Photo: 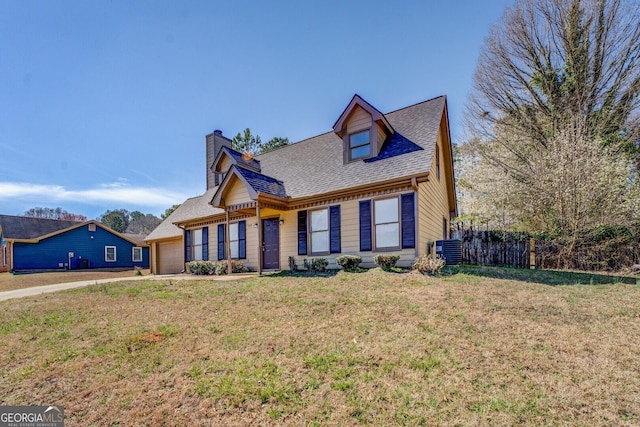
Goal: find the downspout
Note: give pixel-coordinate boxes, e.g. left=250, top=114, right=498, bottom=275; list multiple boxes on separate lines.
left=256, top=204, right=262, bottom=275
left=9, top=240, right=14, bottom=272
left=177, top=224, right=187, bottom=274
left=412, top=177, right=420, bottom=259
left=226, top=210, right=232, bottom=275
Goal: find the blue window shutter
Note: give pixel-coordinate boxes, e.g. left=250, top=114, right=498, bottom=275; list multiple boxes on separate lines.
left=401, top=193, right=416, bottom=248
left=238, top=220, right=246, bottom=259
left=298, top=210, right=308, bottom=255
left=359, top=200, right=372, bottom=251
left=202, top=227, right=209, bottom=261
left=329, top=205, right=341, bottom=254
left=185, top=230, right=191, bottom=262
left=217, top=224, right=225, bottom=260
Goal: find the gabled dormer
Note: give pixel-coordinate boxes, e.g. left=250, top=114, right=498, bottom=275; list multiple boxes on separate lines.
left=333, top=94, right=395, bottom=163
left=210, top=146, right=262, bottom=187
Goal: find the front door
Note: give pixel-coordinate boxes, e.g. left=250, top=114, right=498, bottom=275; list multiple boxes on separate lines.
left=262, top=218, right=280, bottom=270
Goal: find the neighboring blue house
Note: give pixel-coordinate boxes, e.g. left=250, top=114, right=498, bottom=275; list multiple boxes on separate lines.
left=1, top=217, right=149, bottom=271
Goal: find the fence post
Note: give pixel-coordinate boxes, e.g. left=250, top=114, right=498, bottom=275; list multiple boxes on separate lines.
left=529, top=238, right=536, bottom=269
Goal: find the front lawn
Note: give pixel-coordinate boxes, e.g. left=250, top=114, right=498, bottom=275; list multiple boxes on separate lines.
left=1, top=268, right=638, bottom=425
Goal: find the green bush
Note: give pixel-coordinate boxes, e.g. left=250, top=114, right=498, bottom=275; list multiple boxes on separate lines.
left=187, top=261, right=215, bottom=275
left=412, top=255, right=446, bottom=275
left=335, top=255, right=362, bottom=271
left=308, top=258, right=329, bottom=272
left=187, top=260, right=246, bottom=275
left=373, top=254, right=400, bottom=270
left=214, top=260, right=246, bottom=275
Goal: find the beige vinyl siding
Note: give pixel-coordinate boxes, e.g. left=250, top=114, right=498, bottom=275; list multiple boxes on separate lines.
left=376, top=124, right=387, bottom=154
left=417, top=120, right=453, bottom=256
left=207, top=218, right=259, bottom=270
left=217, top=155, right=233, bottom=174
left=346, top=105, right=371, bottom=133
left=281, top=192, right=416, bottom=270
left=224, top=178, right=252, bottom=206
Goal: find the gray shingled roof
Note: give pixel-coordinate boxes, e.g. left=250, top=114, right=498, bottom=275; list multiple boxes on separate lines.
left=220, top=146, right=262, bottom=170
left=0, top=215, right=82, bottom=240
left=144, top=188, right=224, bottom=241
left=235, top=166, right=287, bottom=198
left=256, top=96, right=445, bottom=199
left=146, top=96, right=447, bottom=241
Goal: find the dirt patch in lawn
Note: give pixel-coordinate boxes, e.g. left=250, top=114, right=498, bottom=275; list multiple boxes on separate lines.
left=0, top=269, right=151, bottom=292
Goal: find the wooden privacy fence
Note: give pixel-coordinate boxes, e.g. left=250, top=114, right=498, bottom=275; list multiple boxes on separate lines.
left=451, top=229, right=534, bottom=269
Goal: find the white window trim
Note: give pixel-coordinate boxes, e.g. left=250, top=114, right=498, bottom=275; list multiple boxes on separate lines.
left=132, top=247, right=142, bottom=262
left=309, top=208, right=330, bottom=255
left=105, top=246, right=117, bottom=262
left=373, top=197, right=401, bottom=251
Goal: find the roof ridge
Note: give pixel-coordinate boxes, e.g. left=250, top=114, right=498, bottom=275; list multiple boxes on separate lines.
left=384, top=95, right=446, bottom=116
left=0, top=214, right=82, bottom=222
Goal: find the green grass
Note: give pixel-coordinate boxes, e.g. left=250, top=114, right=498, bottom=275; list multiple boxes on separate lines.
left=0, top=267, right=639, bottom=425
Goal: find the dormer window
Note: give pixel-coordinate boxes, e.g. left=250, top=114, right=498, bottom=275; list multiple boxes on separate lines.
left=333, top=95, right=395, bottom=165
left=349, top=130, right=371, bottom=160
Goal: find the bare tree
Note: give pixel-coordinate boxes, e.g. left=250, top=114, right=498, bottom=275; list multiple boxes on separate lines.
left=461, top=0, right=640, bottom=234
left=24, top=207, right=87, bottom=221
left=468, top=0, right=640, bottom=162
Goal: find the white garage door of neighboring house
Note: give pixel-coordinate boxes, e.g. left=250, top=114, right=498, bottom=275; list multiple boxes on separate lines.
left=157, top=241, right=183, bottom=274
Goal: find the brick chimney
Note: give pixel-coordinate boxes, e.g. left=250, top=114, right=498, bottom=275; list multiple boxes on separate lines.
left=206, top=130, right=232, bottom=190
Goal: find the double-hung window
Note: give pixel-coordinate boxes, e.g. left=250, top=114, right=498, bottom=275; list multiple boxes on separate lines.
left=374, top=198, right=400, bottom=250
left=132, top=247, right=143, bottom=262
left=229, top=223, right=240, bottom=259
left=349, top=130, right=370, bottom=160
left=192, top=229, right=203, bottom=260
left=105, top=246, right=117, bottom=262
left=310, top=209, right=329, bottom=254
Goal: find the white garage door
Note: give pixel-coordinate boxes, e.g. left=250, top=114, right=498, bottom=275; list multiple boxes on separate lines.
left=157, top=241, right=183, bottom=274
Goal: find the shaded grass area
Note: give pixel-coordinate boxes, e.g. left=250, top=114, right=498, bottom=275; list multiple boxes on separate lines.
left=447, top=264, right=638, bottom=286
left=1, top=268, right=639, bottom=425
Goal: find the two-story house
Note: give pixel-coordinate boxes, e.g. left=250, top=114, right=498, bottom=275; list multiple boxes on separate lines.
left=145, top=94, right=457, bottom=274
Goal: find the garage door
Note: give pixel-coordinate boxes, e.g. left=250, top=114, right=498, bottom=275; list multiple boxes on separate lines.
left=157, top=241, right=183, bottom=274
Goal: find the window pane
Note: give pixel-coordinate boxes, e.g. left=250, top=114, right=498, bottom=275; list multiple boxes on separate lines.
left=310, top=209, right=328, bottom=232
left=194, top=245, right=203, bottom=261
left=351, top=144, right=370, bottom=159
left=229, top=223, right=238, bottom=240
left=350, top=130, right=370, bottom=147
left=375, top=198, right=398, bottom=224
left=376, top=223, right=399, bottom=248
left=230, top=241, right=239, bottom=259
left=193, top=229, right=202, bottom=245
left=311, top=231, right=329, bottom=253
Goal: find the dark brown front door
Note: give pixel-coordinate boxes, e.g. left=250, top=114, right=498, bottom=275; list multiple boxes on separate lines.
left=262, top=218, right=280, bottom=270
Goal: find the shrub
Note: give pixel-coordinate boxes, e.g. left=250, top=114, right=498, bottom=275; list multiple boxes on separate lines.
left=335, top=255, right=362, bottom=271
left=187, top=260, right=246, bottom=275
left=373, top=254, right=400, bottom=270
left=412, top=255, right=446, bottom=275
left=309, top=258, right=329, bottom=272
left=187, top=261, right=215, bottom=275
left=213, top=260, right=246, bottom=275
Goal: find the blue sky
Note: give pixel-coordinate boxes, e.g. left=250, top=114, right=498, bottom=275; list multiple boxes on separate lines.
left=0, top=0, right=512, bottom=220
